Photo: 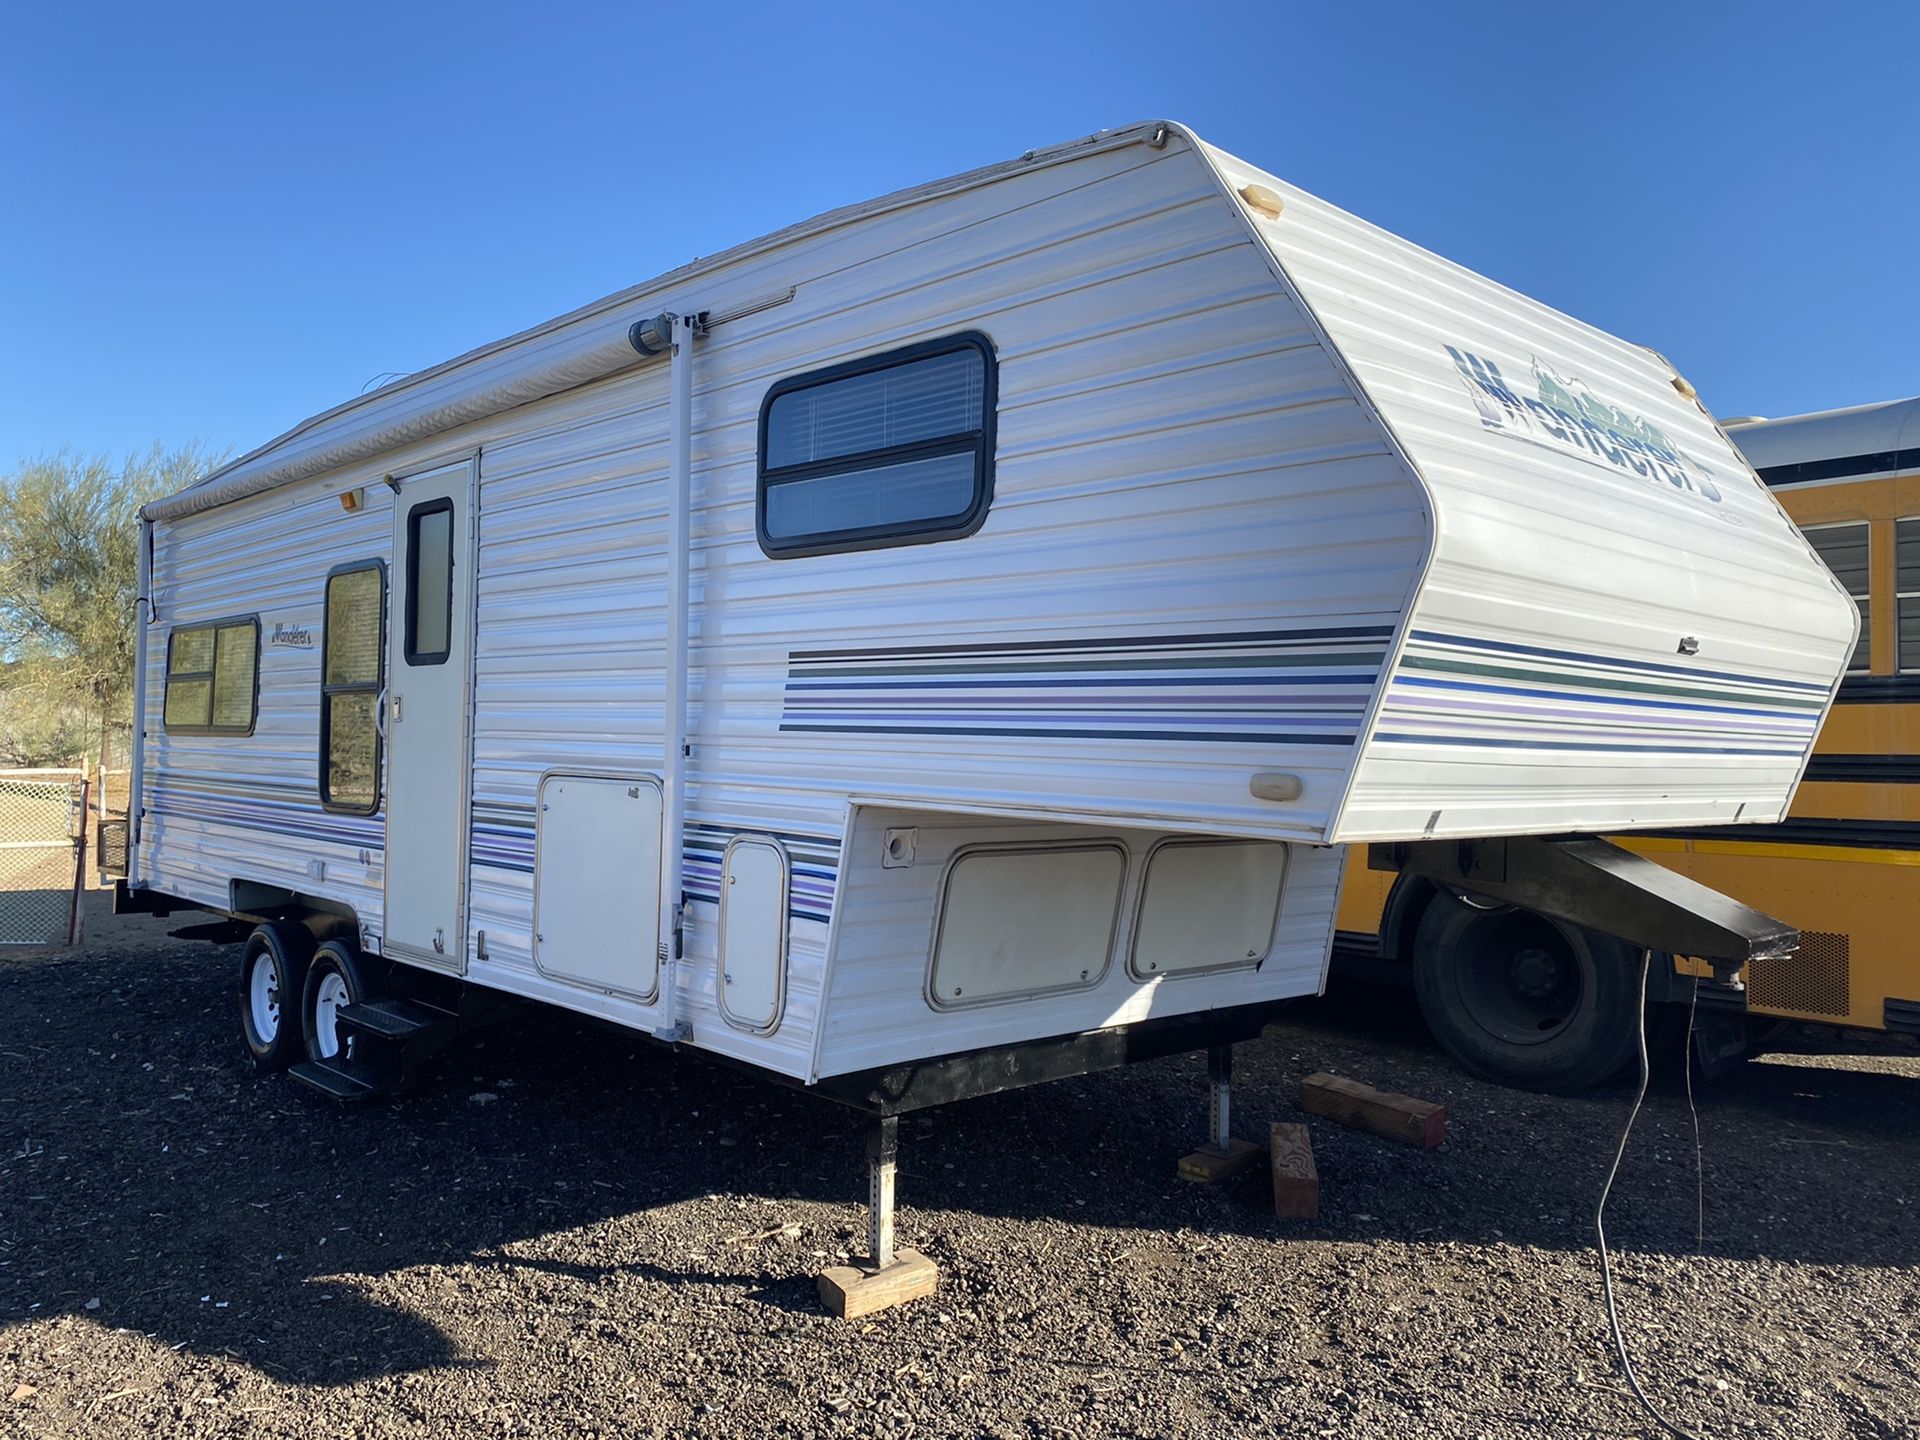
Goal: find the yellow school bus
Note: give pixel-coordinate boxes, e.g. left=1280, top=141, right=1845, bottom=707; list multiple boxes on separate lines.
left=1336, top=397, right=1920, bottom=1088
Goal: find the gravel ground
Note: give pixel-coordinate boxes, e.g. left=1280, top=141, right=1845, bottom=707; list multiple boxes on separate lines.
left=2, top=896, right=1917, bottom=1438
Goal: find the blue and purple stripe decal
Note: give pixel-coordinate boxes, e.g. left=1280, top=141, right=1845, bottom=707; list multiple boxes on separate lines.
left=473, top=801, right=839, bottom=924
left=778, top=625, right=1393, bottom=745
left=147, top=778, right=384, bottom=849
left=1372, top=630, right=1829, bottom=757
left=150, top=781, right=838, bottom=924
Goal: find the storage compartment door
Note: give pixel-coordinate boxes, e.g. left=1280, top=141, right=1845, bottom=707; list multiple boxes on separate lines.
left=1130, top=839, right=1288, bottom=977
left=534, top=774, right=662, bottom=1000
left=929, top=843, right=1126, bottom=1008
left=718, top=837, right=789, bottom=1033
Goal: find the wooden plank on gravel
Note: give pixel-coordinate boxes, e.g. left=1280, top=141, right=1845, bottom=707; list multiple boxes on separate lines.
left=1177, top=1136, right=1264, bottom=1184
left=818, top=1249, right=938, bottom=1319
left=1299, top=1072, right=1445, bottom=1149
left=1269, top=1122, right=1319, bottom=1219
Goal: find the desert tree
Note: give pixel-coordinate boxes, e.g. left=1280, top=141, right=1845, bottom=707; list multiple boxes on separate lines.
left=0, top=443, right=224, bottom=766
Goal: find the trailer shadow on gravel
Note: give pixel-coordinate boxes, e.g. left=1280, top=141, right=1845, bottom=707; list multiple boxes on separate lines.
left=3, top=910, right=1917, bottom=1388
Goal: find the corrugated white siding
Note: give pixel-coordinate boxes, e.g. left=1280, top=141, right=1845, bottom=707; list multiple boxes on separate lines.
left=140, top=131, right=1427, bottom=1080
left=141, top=483, right=393, bottom=923
left=462, top=134, right=1426, bottom=1076
left=1194, top=140, right=1856, bottom=841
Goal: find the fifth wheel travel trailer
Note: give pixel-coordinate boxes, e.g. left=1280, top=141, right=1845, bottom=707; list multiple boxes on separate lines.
left=114, top=120, right=1856, bottom=1315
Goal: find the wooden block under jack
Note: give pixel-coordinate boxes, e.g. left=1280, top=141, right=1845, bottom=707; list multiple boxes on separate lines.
left=1299, top=1071, right=1446, bottom=1149
left=1269, top=1121, right=1319, bottom=1219
left=1177, top=1135, right=1264, bottom=1183
left=818, top=1249, right=939, bottom=1319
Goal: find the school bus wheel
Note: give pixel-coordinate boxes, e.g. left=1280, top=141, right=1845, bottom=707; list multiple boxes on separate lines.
left=1410, top=888, right=1641, bottom=1092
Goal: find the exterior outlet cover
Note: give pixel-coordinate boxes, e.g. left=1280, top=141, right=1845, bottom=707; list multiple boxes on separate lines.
left=882, top=828, right=918, bottom=868
left=306, top=858, right=327, bottom=883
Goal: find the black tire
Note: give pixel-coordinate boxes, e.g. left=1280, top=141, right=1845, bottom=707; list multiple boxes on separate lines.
left=301, top=940, right=372, bottom=1065
left=238, top=923, right=314, bottom=1075
left=1410, top=888, right=1642, bottom=1092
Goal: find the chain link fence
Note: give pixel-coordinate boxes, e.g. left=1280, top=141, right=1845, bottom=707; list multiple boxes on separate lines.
left=0, top=769, right=87, bottom=947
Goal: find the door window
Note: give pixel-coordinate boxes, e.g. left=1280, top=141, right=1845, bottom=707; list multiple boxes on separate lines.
left=405, top=497, right=455, bottom=665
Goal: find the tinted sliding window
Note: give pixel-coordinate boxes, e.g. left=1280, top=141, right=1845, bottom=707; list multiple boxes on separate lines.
left=757, top=331, right=996, bottom=557
left=321, top=562, right=385, bottom=814
left=162, top=618, right=259, bottom=734
left=405, top=497, right=454, bottom=665
left=1804, top=522, right=1871, bottom=672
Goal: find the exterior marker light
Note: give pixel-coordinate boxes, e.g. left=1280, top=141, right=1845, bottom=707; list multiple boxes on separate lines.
left=1238, top=184, right=1285, bottom=220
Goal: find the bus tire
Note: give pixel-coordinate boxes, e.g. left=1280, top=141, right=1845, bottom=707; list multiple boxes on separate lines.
left=239, top=922, right=314, bottom=1075
left=1411, top=889, right=1641, bottom=1092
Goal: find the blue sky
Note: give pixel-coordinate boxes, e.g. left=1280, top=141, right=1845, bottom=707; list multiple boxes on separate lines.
left=2, top=2, right=1915, bottom=468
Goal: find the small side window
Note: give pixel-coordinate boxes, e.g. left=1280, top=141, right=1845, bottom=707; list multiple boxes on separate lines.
left=162, top=618, right=259, bottom=734
left=756, top=331, right=996, bottom=558
left=1804, top=522, right=1871, bottom=673
left=321, top=562, right=385, bottom=814
left=404, top=497, right=454, bottom=665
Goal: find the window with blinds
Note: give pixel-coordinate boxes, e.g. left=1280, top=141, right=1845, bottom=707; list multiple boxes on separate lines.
left=162, top=618, right=259, bottom=734
left=757, top=332, right=996, bottom=557
left=321, top=561, right=385, bottom=814
left=1804, top=522, right=1871, bottom=673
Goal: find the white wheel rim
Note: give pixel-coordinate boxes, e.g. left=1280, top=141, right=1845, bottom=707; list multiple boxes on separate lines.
left=248, top=953, right=280, bottom=1045
left=314, top=972, right=351, bottom=1059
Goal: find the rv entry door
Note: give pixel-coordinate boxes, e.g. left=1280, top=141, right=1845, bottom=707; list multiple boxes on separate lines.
left=383, top=459, right=475, bottom=971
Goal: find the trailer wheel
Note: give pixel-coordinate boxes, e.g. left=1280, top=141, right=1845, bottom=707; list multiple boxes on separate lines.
left=239, top=923, right=314, bottom=1075
left=1410, top=889, right=1640, bottom=1092
left=301, top=940, right=371, bottom=1064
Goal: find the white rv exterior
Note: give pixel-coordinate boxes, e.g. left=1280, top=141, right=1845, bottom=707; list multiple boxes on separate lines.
left=129, top=121, right=1856, bottom=1094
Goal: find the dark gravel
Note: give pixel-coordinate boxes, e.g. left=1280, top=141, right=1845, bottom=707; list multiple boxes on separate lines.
left=2, top=895, right=1917, bottom=1438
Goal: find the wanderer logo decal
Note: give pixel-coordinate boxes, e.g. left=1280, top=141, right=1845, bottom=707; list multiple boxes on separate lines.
left=1445, top=344, right=1731, bottom=513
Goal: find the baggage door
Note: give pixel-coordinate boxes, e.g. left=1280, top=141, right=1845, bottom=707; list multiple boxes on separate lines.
left=383, top=459, right=475, bottom=970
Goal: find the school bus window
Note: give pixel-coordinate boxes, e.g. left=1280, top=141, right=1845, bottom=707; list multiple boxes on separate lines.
left=1897, top=517, right=1920, bottom=672
left=1804, top=521, right=1871, bottom=672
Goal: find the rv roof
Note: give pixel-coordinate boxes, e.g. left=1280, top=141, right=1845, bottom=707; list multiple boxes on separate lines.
left=144, top=121, right=1175, bottom=524
left=1727, top=394, right=1920, bottom=482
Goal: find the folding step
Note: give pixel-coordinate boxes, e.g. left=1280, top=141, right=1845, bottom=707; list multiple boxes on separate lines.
left=288, top=1059, right=383, bottom=1103
left=1693, top=977, right=1749, bottom=1013
left=335, top=997, right=455, bottom=1041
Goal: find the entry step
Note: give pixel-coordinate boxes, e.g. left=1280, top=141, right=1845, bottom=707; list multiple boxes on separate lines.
left=288, top=1059, right=382, bottom=1103
left=336, top=997, right=455, bottom=1040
